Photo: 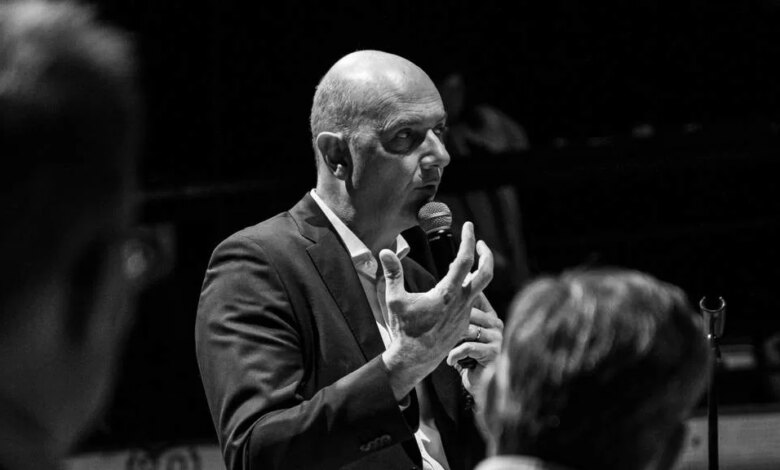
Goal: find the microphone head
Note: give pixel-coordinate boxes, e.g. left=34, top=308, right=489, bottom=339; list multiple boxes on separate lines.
left=417, top=201, right=452, bottom=234
left=699, top=296, right=727, bottom=339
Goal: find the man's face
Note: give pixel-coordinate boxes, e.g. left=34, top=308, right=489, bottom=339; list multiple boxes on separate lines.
left=347, top=74, right=451, bottom=232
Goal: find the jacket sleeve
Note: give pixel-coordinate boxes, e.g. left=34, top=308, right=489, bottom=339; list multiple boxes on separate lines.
left=195, top=234, right=416, bottom=470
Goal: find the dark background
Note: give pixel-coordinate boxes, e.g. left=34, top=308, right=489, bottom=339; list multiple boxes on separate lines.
left=80, top=0, right=780, bottom=452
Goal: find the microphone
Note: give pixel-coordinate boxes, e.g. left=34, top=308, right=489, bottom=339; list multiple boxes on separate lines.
left=699, top=296, right=726, bottom=342
left=417, top=201, right=477, bottom=369
left=417, top=201, right=455, bottom=280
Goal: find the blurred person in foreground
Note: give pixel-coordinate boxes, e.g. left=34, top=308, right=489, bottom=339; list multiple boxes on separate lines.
left=196, top=50, right=503, bottom=470
left=0, top=1, right=142, bottom=469
left=476, top=269, right=711, bottom=470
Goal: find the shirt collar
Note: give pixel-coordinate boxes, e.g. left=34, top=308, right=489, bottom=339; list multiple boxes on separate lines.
left=310, top=190, right=409, bottom=278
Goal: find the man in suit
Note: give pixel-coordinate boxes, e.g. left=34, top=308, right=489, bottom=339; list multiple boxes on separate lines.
left=196, top=50, right=504, bottom=470
left=475, top=269, right=711, bottom=470
left=0, top=1, right=142, bottom=469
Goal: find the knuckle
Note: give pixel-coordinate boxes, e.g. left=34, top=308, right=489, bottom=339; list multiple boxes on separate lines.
left=386, top=297, right=405, bottom=313
left=438, top=285, right=455, bottom=305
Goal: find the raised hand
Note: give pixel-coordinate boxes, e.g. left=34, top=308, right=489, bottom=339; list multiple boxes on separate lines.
left=379, top=222, right=494, bottom=400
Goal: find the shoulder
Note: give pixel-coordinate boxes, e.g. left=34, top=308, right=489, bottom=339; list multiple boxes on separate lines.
left=233, top=211, right=297, bottom=244
left=214, top=211, right=306, bottom=259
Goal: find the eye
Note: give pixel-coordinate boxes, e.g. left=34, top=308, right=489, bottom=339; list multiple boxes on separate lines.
left=395, top=129, right=412, bottom=140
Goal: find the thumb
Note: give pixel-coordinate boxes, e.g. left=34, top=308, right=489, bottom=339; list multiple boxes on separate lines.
left=379, top=249, right=405, bottom=298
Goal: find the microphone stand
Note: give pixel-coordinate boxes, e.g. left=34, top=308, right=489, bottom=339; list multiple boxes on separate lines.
left=699, top=296, right=726, bottom=470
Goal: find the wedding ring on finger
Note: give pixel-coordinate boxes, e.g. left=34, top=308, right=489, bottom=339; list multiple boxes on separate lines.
left=475, top=326, right=482, bottom=341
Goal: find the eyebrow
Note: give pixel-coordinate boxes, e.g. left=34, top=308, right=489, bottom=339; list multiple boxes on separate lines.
left=381, top=111, right=448, bottom=132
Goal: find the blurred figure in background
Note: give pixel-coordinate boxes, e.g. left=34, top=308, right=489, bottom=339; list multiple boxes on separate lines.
left=438, top=72, right=529, bottom=158
left=435, top=73, right=531, bottom=316
left=476, top=269, right=711, bottom=470
left=0, top=1, right=142, bottom=469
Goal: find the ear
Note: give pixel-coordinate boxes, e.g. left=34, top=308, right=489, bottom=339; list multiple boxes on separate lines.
left=316, top=132, right=351, bottom=180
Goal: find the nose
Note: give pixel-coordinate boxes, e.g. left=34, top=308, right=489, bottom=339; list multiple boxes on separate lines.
left=419, top=129, right=450, bottom=170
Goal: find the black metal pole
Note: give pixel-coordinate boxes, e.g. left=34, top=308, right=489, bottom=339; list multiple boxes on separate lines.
left=700, top=296, right=726, bottom=470
left=708, top=339, right=720, bottom=470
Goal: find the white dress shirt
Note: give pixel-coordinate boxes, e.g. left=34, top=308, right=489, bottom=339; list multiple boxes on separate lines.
left=311, top=190, right=451, bottom=470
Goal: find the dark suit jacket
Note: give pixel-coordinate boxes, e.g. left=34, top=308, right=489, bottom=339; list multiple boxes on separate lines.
left=195, top=193, right=484, bottom=470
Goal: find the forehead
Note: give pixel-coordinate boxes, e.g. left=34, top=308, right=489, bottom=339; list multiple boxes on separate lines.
left=362, top=71, right=446, bottom=129
left=381, top=95, right=446, bottom=130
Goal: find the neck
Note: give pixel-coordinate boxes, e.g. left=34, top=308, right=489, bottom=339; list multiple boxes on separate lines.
left=314, top=186, right=401, bottom=256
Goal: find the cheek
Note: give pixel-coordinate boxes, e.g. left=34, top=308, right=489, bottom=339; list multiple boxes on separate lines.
left=350, top=139, right=420, bottom=194
left=380, top=162, right=416, bottom=193
left=349, top=142, right=379, bottom=187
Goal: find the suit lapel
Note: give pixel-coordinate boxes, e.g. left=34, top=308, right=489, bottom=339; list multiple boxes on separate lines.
left=291, top=194, right=386, bottom=362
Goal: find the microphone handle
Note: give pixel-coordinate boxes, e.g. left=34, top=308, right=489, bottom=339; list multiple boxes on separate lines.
left=426, top=229, right=477, bottom=370
left=427, top=229, right=455, bottom=280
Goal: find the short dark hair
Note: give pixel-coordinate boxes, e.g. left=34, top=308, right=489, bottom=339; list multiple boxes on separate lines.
left=0, top=0, right=139, bottom=307
left=483, top=269, right=711, bottom=470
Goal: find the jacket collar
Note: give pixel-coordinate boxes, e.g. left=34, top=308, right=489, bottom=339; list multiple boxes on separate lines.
left=290, top=193, right=386, bottom=362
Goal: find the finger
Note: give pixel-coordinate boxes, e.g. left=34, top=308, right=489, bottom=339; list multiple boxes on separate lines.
left=459, top=323, right=477, bottom=342
left=460, top=322, right=502, bottom=344
left=473, top=292, right=496, bottom=315
left=453, top=361, right=464, bottom=375
left=379, top=249, right=405, bottom=300
left=462, top=271, right=474, bottom=288
left=459, top=323, right=501, bottom=344
left=440, top=222, right=476, bottom=289
left=469, top=308, right=504, bottom=330
left=447, top=342, right=495, bottom=366
left=460, top=324, right=481, bottom=342
left=465, top=240, right=494, bottom=296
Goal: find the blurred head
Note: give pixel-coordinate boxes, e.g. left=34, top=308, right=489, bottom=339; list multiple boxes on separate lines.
left=480, top=269, right=711, bottom=470
left=0, top=0, right=140, bottom=456
left=310, top=50, right=450, bottom=236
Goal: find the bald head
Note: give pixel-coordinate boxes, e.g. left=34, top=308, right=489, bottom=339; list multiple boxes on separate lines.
left=324, top=50, right=430, bottom=94
left=309, top=50, right=440, bottom=155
